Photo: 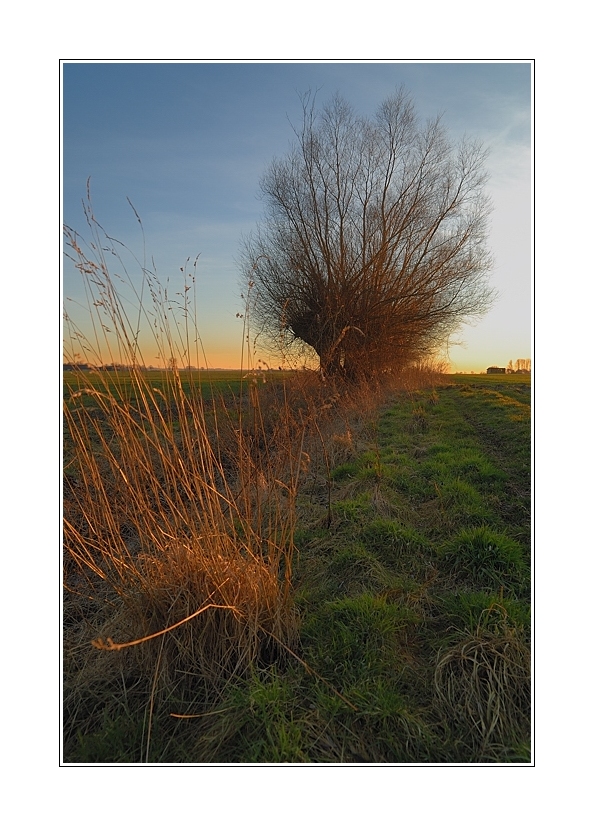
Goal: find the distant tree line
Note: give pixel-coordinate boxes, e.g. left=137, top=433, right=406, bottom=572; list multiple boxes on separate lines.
left=63, top=361, right=211, bottom=371
left=63, top=362, right=92, bottom=371
left=507, top=359, right=531, bottom=373
left=63, top=362, right=126, bottom=371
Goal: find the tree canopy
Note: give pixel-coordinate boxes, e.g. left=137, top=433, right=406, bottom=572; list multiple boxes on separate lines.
left=242, top=89, right=494, bottom=381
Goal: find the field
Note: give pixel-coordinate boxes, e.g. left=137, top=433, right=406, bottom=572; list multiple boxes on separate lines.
left=63, top=370, right=531, bottom=763
left=63, top=369, right=288, bottom=402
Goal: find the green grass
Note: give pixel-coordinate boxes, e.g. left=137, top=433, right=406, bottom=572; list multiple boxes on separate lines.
left=63, top=368, right=294, bottom=405
left=438, top=526, right=529, bottom=595
left=286, top=376, right=531, bottom=762
left=439, top=590, right=531, bottom=637
left=65, top=373, right=531, bottom=764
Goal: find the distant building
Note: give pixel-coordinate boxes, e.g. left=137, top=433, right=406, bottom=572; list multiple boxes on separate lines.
left=486, top=366, right=506, bottom=374
left=63, top=362, right=90, bottom=371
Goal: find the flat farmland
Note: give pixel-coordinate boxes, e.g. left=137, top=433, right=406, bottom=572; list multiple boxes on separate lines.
left=63, top=369, right=285, bottom=403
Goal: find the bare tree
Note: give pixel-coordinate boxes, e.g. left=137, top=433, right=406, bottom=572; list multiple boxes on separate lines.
left=242, top=90, right=494, bottom=381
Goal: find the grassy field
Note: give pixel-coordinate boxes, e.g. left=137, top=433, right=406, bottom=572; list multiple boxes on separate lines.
left=63, top=369, right=295, bottom=404
left=63, top=372, right=531, bottom=763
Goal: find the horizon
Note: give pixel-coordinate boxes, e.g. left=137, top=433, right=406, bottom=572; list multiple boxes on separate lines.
left=62, top=360, right=530, bottom=375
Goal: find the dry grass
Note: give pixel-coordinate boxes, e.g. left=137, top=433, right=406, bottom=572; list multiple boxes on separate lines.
left=64, top=368, right=303, bottom=665
left=434, top=605, right=531, bottom=759
left=63, top=210, right=307, bottom=759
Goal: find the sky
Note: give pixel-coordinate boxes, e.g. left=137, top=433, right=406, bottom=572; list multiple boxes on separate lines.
left=62, top=61, right=532, bottom=372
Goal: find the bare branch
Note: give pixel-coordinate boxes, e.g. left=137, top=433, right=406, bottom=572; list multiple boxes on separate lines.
left=241, top=90, right=494, bottom=381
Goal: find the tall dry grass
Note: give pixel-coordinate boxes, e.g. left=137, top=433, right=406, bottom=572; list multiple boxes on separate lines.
left=63, top=206, right=303, bottom=725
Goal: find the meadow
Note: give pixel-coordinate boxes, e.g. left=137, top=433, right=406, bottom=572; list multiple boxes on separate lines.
left=63, top=369, right=274, bottom=402
left=63, top=368, right=531, bottom=763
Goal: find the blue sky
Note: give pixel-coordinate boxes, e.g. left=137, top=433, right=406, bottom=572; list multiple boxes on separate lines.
left=63, top=61, right=532, bottom=371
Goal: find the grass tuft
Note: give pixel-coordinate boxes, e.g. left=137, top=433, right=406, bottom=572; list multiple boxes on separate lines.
left=438, top=526, right=528, bottom=594
left=434, top=622, right=531, bottom=759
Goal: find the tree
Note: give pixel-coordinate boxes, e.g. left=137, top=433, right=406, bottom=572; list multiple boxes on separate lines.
left=242, top=90, right=494, bottom=381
